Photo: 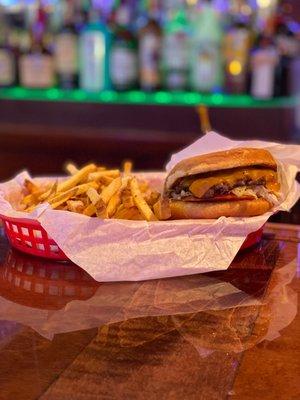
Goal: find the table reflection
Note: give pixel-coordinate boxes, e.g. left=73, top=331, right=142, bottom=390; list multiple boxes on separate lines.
left=0, top=242, right=297, bottom=355
left=0, top=250, right=99, bottom=310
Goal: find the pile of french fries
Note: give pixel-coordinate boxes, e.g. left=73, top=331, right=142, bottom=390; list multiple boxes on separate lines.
left=21, top=162, right=171, bottom=221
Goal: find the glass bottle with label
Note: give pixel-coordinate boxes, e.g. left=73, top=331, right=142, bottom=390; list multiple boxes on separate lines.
left=162, top=9, right=189, bottom=91
left=138, top=1, right=162, bottom=91
left=55, top=0, right=79, bottom=89
left=274, top=21, right=299, bottom=97
left=19, top=2, right=55, bottom=89
left=110, top=2, right=138, bottom=91
left=224, top=17, right=251, bottom=94
left=190, top=0, right=223, bottom=93
left=250, top=35, right=278, bottom=100
left=0, top=19, right=16, bottom=88
left=79, top=3, right=111, bottom=92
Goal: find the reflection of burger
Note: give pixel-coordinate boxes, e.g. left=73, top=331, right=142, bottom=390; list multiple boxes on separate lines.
left=165, top=148, right=281, bottom=219
left=172, top=305, right=271, bottom=353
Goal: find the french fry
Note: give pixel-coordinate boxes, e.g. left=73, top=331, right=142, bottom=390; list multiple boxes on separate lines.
left=107, top=190, right=121, bottom=217
left=22, top=192, right=42, bottom=207
left=56, top=205, right=67, bottom=211
left=127, top=208, right=144, bottom=220
left=48, top=182, right=97, bottom=206
left=76, top=181, right=98, bottom=195
left=23, top=182, right=56, bottom=208
left=24, top=204, right=37, bottom=213
left=49, top=187, right=78, bottom=207
left=86, top=187, right=101, bottom=205
left=113, top=205, right=128, bottom=219
left=83, top=203, right=97, bottom=217
left=24, top=179, right=39, bottom=194
left=42, top=181, right=58, bottom=202
left=78, top=196, right=91, bottom=207
left=138, top=180, right=149, bottom=194
left=58, top=164, right=97, bottom=193
left=123, top=195, right=135, bottom=209
left=65, top=162, right=79, bottom=175
left=153, top=198, right=171, bottom=220
left=38, top=164, right=96, bottom=201
left=123, top=160, right=132, bottom=176
left=67, top=200, right=84, bottom=213
left=114, top=206, right=143, bottom=220
left=21, top=161, right=165, bottom=221
left=130, top=178, right=157, bottom=221
left=98, top=176, right=115, bottom=186
left=88, top=170, right=120, bottom=182
left=144, top=190, right=160, bottom=206
left=100, top=177, right=122, bottom=205
left=96, top=199, right=108, bottom=218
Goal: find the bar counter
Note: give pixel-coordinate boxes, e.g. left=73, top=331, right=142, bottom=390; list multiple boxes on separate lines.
left=0, top=222, right=299, bottom=400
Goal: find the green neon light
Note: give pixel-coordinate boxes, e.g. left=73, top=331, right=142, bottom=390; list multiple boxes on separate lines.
left=183, top=92, right=201, bottom=104
left=155, top=91, right=173, bottom=104
left=73, top=90, right=87, bottom=101
left=211, top=93, right=224, bottom=105
left=127, top=91, right=147, bottom=103
left=47, top=88, right=61, bottom=100
left=0, top=87, right=298, bottom=109
left=99, top=91, right=118, bottom=102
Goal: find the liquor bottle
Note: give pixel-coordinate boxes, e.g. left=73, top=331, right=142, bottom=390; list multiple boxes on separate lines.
left=223, top=17, right=252, bottom=94
left=190, top=0, right=223, bottom=93
left=250, top=35, right=278, bottom=100
left=19, top=1, right=55, bottom=89
left=0, top=18, right=16, bottom=87
left=274, top=20, right=299, bottom=97
left=161, top=9, right=190, bottom=91
left=79, top=3, right=111, bottom=92
left=138, top=0, right=162, bottom=91
left=54, top=0, right=79, bottom=89
left=110, top=2, right=138, bottom=91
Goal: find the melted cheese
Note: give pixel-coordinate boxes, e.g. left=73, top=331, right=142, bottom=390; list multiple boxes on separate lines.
left=189, top=168, right=278, bottom=198
left=266, top=181, right=280, bottom=192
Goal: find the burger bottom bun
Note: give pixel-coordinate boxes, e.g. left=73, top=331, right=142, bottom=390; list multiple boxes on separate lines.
left=170, top=198, right=272, bottom=219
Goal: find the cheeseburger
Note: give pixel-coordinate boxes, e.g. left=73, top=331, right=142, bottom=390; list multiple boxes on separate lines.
left=165, top=148, right=280, bottom=219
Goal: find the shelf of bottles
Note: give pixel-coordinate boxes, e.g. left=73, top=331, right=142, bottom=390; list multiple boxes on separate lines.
left=0, top=0, right=299, bottom=108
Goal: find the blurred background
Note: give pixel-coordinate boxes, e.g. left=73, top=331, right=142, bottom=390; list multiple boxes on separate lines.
left=0, top=1, right=299, bottom=185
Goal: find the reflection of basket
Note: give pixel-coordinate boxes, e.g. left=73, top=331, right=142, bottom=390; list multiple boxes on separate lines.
left=0, top=249, right=99, bottom=310
left=240, top=227, right=264, bottom=250
left=0, top=214, right=264, bottom=262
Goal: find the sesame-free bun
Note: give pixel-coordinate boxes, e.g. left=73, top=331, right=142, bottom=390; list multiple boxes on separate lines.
left=170, top=198, right=272, bottom=219
left=165, top=148, right=277, bottom=190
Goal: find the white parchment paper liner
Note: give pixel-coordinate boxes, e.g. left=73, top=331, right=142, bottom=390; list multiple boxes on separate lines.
left=0, top=132, right=299, bottom=281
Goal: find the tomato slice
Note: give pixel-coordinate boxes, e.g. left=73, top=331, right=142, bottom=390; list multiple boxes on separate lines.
left=207, top=194, right=255, bottom=202
left=182, top=194, right=255, bottom=202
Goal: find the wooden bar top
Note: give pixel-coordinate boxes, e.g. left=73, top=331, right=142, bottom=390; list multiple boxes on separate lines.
left=0, top=223, right=298, bottom=400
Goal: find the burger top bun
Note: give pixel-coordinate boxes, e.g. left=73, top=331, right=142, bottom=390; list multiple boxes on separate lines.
left=165, top=148, right=277, bottom=191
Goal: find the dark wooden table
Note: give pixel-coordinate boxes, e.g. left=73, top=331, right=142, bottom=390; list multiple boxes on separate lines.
left=0, top=222, right=299, bottom=400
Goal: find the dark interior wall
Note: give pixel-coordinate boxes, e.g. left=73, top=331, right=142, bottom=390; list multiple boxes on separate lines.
left=0, top=100, right=297, bottom=180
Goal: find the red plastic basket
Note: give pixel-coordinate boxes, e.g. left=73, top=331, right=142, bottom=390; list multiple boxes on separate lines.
left=0, top=215, right=68, bottom=261
left=0, top=215, right=264, bottom=261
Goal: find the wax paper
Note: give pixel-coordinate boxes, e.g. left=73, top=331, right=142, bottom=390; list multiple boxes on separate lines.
left=0, top=132, right=299, bottom=281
